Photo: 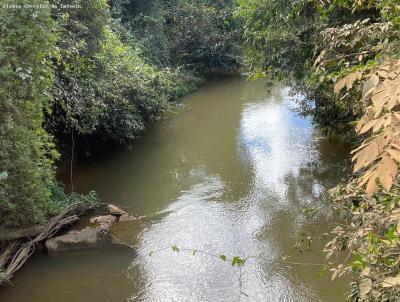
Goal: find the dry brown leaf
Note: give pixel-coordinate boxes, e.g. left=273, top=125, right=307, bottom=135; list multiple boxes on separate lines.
left=384, top=126, right=400, bottom=140
left=334, top=71, right=363, bottom=94
left=388, top=148, right=400, bottom=162
left=383, top=115, right=392, bottom=128
left=382, top=275, right=400, bottom=288
left=388, top=71, right=399, bottom=80
left=372, top=117, right=385, bottom=132
left=362, top=86, right=376, bottom=101
left=365, top=170, right=379, bottom=196
left=353, top=141, right=379, bottom=172
left=389, top=208, right=400, bottom=221
left=359, top=167, right=376, bottom=187
left=314, top=50, right=326, bottom=67
left=394, top=113, right=400, bottom=120
left=351, top=61, right=400, bottom=196
left=377, top=69, right=388, bottom=78
left=334, top=78, right=346, bottom=95
left=356, top=107, right=374, bottom=133
left=359, top=278, right=372, bottom=298
left=369, top=74, right=380, bottom=87
left=376, top=156, right=398, bottom=191
left=390, top=141, right=400, bottom=150
left=387, top=95, right=398, bottom=110
left=359, top=119, right=378, bottom=134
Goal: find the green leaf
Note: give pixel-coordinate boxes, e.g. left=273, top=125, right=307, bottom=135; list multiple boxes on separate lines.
left=231, top=256, right=245, bottom=267
left=171, top=245, right=179, bottom=253
left=385, top=225, right=397, bottom=243
left=219, top=254, right=227, bottom=261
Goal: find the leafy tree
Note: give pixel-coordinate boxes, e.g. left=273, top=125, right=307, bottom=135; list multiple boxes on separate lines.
left=236, top=0, right=318, bottom=80
left=166, top=0, right=242, bottom=71
left=0, top=0, right=59, bottom=227
left=112, top=0, right=242, bottom=71
left=48, top=0, right=200, bottom=143
left=49, top=0, right=110, bottom=136
left=110, top=0, right=171, bottom=65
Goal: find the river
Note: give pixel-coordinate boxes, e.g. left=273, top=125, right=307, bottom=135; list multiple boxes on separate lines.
left=0, top=77, right=350, bottom=301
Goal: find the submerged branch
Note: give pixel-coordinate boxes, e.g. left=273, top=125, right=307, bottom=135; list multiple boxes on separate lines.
left=0, top=202, right=95, bottom=285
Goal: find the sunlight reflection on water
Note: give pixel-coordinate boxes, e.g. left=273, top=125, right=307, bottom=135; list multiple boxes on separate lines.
left=0, top=78, right=349, bottom=302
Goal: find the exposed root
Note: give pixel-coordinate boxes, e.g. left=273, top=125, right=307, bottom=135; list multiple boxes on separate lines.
left=0, top=202, right=94, bottom=285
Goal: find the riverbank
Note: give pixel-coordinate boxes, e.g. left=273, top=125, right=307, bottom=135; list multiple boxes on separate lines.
left=0, top=0, right=241, bottom=232
left=0, top=201, right=149, bottom=285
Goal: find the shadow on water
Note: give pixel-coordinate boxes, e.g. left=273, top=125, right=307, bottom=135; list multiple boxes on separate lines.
left=1, top=77, right=351, bottom=302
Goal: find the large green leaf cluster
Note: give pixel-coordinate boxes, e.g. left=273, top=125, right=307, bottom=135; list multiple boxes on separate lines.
left=48, top=0, right=202, bottom=142
left=0, top=0, right=60, bottom=226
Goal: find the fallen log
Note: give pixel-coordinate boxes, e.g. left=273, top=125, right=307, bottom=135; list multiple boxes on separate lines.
left=0, top=202, right=95, bottom=284
left=0, top=203, right=94, bottom=242
left=0, top=241, right=19, bottom=268
left=0, top=226, right=45, bottom=242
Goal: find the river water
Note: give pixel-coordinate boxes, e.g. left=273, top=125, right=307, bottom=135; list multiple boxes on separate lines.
left=0, top=77, right=350, bottom=301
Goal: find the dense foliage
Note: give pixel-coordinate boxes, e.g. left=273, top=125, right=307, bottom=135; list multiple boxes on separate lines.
left=49, top=0, right=202, bottom=141
left=236, top=0, right=382, bottom=133
left=236, top=0, right=400, bottom=300
left=111, top=0, right=242, bottom=71
left=0, top=0, right=240, bottom=228
left=236, top=0, right=318, bottom=80
left=0, top=1, right=60, bottom=227
left=48, top=0, right=242, bottom=141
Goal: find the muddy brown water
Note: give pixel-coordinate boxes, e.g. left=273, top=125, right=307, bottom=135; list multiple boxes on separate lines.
left=0, top=77, right=350, bottom=301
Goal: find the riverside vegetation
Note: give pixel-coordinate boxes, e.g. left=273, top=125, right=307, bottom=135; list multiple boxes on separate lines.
left=1, top=0, right=400, bottom=301
left=0, top=0, right=240, bottom=228
left=0, top=0, right=240, bottom=283
left=236, top=0, right=400, bottom=300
